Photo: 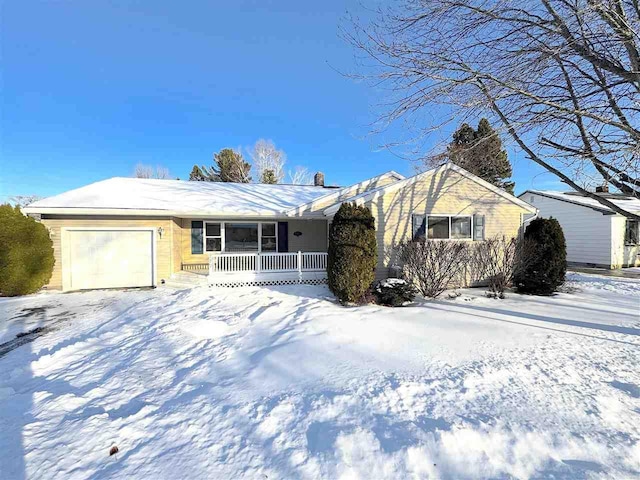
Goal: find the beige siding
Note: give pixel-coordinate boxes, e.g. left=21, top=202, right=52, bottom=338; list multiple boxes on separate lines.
left=40, top=216, right=175, bottom=290
left=365, top=169, right=528, bottom=279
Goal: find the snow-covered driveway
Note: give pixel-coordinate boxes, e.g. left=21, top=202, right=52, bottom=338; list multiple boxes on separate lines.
left=0, top=273, right=639, bottom=479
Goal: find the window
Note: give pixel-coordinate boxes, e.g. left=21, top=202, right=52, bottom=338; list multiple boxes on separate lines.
left=412, top=214, right=473, bottom=240
left=625, top=219, right=639, bottom=245
left=451, top=216, right=472, bottom=239
left=205, top=222, right=222, bottom=252
left=225, top=223, right=259, bottom=252
left=261, top=223, right=277, bottom=252
left=428, top=216, right=450, bottom=239
left=412, top=215, right=426, bottom=240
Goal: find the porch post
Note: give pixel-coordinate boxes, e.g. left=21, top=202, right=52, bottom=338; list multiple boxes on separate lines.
left=297, top=251, right=302, bottom=283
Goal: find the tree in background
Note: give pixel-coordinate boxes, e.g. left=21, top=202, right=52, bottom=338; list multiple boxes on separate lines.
left=513, top=218, right=567, bottom=295
left=288, top=166, right=313, bottom=185
left=346, top=0, right=640, bottom=219
left=134, top=164, right=170, bottom=179
left=10, top=195, right=42, bottom=208
left=194, top=148, right=251, bottom=183
left=260, top=169, right=278, bottom=184
left=0, top=204, right=54, bottom=296
left=327, top=203, right=377, bottom=303
left=449, top=119, right=514, bottom=194
left=188, top=165, right=209, bottom=181
left=251, top=139, right=286, bottom=184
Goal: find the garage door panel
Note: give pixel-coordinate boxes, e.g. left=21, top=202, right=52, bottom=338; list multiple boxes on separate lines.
left=67, top=230, right=154, bottom=290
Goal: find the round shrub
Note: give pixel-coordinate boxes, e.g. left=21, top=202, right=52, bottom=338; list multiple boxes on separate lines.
left=513, top=217, right=566, bottom=295
left=0, top=204, right=55, bottom=296
left=373, top=278, right=417, bottom=306
left=328, top=203, right=377, bottom=303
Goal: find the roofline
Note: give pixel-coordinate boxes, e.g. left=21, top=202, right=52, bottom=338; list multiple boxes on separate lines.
left=22, top=207, right=328, bottom=218
left=285, top=171, right=406, bottom=216
left=518, top=190, right=618, bottom=215
left=324, top=163, right=536, bottom=215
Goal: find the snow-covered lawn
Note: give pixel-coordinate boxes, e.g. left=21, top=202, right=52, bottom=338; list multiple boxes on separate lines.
left=0, top=274, right=639, bottom=479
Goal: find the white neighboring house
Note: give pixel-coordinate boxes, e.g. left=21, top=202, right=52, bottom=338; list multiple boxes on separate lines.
left=519, top=190, right=640, bottom=269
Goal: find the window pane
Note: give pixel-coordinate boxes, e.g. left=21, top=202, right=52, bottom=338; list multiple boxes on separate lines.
left=206, top=238, right=221, bottom=252
left=262, top=223, right=276, bottom=236
left=451, top=217, right=472, bottom=239
left=261, top=237, right=277, bottom=252
left=225, top=223, right=258, bottom=252
left=626, top=220, right=639, bottom=245
left=206, top=223, right=220, bottom=237
left=412, top=215, right=426, bottom=240
left=428, top=217, right=449, bottom=239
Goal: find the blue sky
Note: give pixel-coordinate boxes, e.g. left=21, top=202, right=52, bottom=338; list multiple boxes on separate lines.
left=0, top=0, right=563, bottom=202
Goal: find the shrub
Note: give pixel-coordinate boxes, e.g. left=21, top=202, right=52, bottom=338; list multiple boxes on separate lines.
left=469, top=235, right=537, bottom=297
left=373, top=278, right=417, bottom=306
left=0, top=204, right=55, bottom=296
left=513, top=217, right=567, bottom=295
left=327, top=203, right=377, bottom=303
left=397, top=239, right=469, bottom=298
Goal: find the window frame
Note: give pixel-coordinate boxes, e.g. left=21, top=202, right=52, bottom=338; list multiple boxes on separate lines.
left=202, top=221, right=278, bottom=253
left=204, top=221, right=223, bottom=252
left=412, top=214, right=474, bottom=241
left=625, top=219, right=640, bottom=246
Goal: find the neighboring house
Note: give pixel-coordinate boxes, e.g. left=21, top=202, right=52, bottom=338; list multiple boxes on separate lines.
left=23, top=163, right=535, bottom=291
left=519, top=190, right=640, bottom=269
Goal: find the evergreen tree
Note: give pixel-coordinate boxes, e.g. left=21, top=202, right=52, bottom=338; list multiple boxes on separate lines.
left=513, top=217, right=567, bottom=295
left=203, top=148, right=251, bottom=183
left=0, top=204, right=55, bottom=296
left=188, top=165, right=208, bottom=181
left=449, top=118, right=515, bottom=194
left=260, top=169, right=278, bottom=184
left=327, top=203, right=377, bottom=304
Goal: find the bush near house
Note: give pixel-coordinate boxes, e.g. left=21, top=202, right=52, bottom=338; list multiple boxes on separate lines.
left=513, top=217, right=567, bottom=295
left=0, top=204, right=55, bottom=297
left=397, top=239, right=469, bottom=298
left=373, top=278, right=417, bottom=306
left=328, top=203, right=377, bottom=304
left=469, top=235, right=537, bottom=298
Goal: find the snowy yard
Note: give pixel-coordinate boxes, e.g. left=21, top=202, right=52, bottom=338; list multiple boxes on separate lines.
left=0, top=274, right=639, bottom=479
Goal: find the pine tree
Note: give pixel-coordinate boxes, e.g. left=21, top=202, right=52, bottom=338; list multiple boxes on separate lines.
left=327, top=203, right=377, bottom=304
left=188, top=165, right=208, bottom=181
left=260, top=169, right=277, bottom=184
left=449, top=118, right=515, bottom=194
left=203, top=148, right=251, bottom=183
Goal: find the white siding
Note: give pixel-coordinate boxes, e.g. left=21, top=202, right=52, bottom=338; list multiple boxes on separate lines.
left=611, top=216, right=640, bottom=267
left=526, top=193, right=613, bottom=267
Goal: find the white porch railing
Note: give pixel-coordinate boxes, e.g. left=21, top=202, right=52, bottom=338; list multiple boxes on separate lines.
left=209, top=251, right=328, bottom=275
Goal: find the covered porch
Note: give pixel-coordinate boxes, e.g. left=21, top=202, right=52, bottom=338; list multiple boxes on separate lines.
left=179, top=218, right=329, bottom=286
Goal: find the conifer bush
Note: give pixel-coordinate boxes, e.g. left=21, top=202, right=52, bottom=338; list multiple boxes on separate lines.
left=327, top=203, right=377, bottom=303
left=373, top=278, right=417, bottom=306
left=0, top=205, right=55, bottom=296
left=513, top=217, right=567, bottom=295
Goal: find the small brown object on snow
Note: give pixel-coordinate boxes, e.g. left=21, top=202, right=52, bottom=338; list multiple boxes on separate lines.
left=109, top=446, right=119, bottom=456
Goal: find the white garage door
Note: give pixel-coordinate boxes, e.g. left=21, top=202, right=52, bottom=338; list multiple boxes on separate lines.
left=66, top=230, right=154, bottom=290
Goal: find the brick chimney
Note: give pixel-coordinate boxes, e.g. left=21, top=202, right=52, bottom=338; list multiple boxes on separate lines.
left=595, top=184, right=609, bottom=193
left=314, top=172, right=325, bottom=187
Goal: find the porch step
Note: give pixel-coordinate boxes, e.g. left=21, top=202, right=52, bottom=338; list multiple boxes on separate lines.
left=163, top=271, right=209, bottom=289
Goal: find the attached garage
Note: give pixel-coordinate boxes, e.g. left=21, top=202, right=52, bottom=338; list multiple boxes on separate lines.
left=62, top=228, right=155, bottom=291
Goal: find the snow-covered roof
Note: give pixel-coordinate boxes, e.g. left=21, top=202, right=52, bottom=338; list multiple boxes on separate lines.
left=324, top=163, right=537, bottom=215
left=522, top=190, right=640, bottom=215
left=23, top=177, right=335, bottom=217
